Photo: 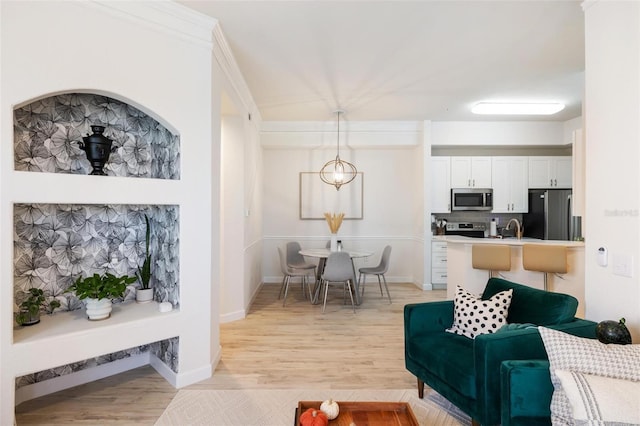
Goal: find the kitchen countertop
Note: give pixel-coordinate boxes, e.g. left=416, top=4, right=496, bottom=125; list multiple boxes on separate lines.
left=433, top=235, right=585, bottom=247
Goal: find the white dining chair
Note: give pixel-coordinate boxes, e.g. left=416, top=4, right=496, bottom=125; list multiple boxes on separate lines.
left=358, top=245, right=392, bottom=304
left=320, top=251, right=356, bottom=313
left=277, top=247, right=314, bottom=307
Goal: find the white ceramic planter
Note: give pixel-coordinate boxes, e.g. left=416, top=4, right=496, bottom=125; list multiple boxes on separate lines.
left=85, top=298, right=112, bottom=320
left=136, top=288, right=154, bottom=303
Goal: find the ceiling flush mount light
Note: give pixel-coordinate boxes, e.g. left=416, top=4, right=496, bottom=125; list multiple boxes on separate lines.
left=320, top=110, right=357, bottom=191
left=471, top=102, right=565, bottom=115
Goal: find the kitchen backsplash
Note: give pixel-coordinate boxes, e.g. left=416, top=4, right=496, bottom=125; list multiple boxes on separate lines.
left=432, top=212, right=523, bottom=233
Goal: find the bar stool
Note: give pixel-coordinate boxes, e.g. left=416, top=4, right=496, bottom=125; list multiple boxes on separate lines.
left=472, top=244, right=512, bottom=279
left=522, top=244, right=567, bottom=291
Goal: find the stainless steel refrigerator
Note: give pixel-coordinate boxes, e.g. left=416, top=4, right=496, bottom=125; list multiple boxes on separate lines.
left=522, top=189, right=580, bottom=240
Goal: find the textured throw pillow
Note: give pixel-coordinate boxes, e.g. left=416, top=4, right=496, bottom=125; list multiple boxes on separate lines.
left=539, top=327, right=640, bottom=426
left=555, top=370, right=640, bottom=425
left=446, top=285, right=513, bottom=339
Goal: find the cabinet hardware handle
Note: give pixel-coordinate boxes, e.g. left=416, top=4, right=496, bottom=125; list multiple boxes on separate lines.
left=468, top=179, right=471, bottom=187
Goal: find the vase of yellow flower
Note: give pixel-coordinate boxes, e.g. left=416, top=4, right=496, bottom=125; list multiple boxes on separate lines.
left=324, top=212, right=344, bottom=252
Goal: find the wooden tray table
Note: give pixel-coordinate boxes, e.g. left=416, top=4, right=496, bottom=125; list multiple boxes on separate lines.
left=295, top=400, right=419, bottom=425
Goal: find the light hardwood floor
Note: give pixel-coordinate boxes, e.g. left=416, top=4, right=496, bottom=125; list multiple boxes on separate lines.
left=15, top=282, right=447, bottom=425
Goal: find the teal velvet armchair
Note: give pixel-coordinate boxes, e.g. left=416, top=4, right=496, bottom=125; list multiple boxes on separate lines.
left=404, top=278, right=597, bottom=426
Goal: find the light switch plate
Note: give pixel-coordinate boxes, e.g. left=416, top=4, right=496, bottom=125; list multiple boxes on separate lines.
left=612, top=253, right=634, bottom=278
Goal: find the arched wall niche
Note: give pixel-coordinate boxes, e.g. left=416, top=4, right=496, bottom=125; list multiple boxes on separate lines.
left=11, top=90, right=184, bottom=399
left=13, top=91, right=181, bottom=179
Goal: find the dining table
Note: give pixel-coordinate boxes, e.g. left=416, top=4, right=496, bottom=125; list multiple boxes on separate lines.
left=298, top=248, right=373, bottom=305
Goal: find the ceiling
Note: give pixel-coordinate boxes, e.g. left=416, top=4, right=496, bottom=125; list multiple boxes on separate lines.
left=179, top=1, right=585, bottom=122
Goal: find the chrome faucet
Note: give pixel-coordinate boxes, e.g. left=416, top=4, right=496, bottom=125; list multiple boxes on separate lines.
left=505, top=218, right=522, bottom=240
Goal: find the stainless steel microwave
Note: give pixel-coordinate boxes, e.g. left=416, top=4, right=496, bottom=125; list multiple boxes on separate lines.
left=451, top=188, right=493, bottom=211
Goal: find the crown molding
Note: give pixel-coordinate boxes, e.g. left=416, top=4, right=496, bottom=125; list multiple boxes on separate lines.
left=212, top=24, right=262, bottom=123
left=82, top=0, right=217, bottom=49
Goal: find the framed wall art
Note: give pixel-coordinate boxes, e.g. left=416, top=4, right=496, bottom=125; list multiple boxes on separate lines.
left=299, top=172, right=363, bottom=220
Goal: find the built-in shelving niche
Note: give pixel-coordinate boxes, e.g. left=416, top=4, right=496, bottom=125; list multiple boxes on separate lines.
left=14, top=93, right=180, bottom=179
left=13, top=203, right=180, bottom=390
left=12, top=91, right=182, bottom=398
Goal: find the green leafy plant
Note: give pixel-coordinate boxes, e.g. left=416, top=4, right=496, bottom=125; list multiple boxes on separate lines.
left=137, top=215, right=152, bottom=290
left=70, top=273, right=137, bottom=300
left=15, top=288, right=60, bottom=326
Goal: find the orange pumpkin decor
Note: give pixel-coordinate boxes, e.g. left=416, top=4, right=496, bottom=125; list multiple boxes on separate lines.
left=299, top=408, right=329, bottom=426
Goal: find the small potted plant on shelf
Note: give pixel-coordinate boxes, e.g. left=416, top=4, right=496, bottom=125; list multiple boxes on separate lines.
left=136, top=214, right=154, bottom=303
left=69, top=273, right=136, bottom=320
left=14, top=288, right=61, bottom=326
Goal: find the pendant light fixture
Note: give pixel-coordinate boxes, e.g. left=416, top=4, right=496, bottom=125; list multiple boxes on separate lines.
left=320, top=110, right=357, bottom=191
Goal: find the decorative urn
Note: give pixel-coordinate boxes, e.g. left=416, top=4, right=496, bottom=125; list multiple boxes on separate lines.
left=79, top=125, right=114, bottom=175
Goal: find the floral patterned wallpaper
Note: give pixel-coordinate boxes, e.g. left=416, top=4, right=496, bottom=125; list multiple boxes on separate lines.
left=14, top=203, right=180, bottom=310
left=14, top=93, right=180, bottom=179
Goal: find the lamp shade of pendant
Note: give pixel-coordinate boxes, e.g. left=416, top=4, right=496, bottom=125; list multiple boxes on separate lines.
left=319, top=110, right=357, bottom=190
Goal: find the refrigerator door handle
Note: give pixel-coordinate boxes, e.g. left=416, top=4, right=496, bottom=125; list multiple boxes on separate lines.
left=567, top=194, right=572, bottom=240
left=543, top=190, right=549, bottom=240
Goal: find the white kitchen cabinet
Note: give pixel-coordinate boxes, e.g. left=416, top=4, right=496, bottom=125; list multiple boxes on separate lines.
left=492, top=157, right=529, bottom=213
left=431, top=240, right=448, bottom=287
left=450, top=156, right=492, bottom=188
left=431, top=157, right=451, bottom=213
left=528, top=156, right=572, bottom=188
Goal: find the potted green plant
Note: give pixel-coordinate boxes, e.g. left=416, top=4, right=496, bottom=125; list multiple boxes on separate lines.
left=136, top=214, right=153, bottom=303
left=70, top=273, right=136, bottom=320
left=14, top=288, right=61, bottom=326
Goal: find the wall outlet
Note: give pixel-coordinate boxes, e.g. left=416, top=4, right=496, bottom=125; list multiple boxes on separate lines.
left=612, top=253, right=634, bottom=278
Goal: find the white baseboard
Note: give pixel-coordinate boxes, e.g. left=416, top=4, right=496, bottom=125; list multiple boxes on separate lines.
left=15, top=353, right=150, bottom=405
left=171, top=362, right=212, bottom=388
left=149, top=351, right=218, bottom=389
left=220, top=309, right=246, bottom=323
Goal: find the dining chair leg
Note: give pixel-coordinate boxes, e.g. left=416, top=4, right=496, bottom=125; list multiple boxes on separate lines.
left=360, top=273, right=367, bottom=298
left=322, top=280, right=330, bottom=313
left=282, top=275, right=291, bottom=307
left=350, top=261, right=359, bottom=305
left=306, top=275, right=314, bottom=302
left=346, top=280, right=356, bottom=313
left=382, top=274, right=391, bottom=304
left=312, top=279, right=321, bottom=305
left=376, top=275, right=384, bottom=296
left=278, top=274, right=287, bottom=299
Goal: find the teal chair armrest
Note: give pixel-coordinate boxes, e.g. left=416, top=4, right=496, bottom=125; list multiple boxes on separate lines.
left=501, top=360, right=552, bottom=426
left=474, top=328, right=548, bottom=419
left=404, top=301, right=454, bottom=338
left=472, top=318, right=597, bottom=421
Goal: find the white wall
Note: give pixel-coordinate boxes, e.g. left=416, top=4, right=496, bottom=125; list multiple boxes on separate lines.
left=0, top=1, right=220, bottom=421
left=219, top=107, right=263, bottom=323
left=431, top=121, right=568, bottom=146
left=583, top=0, right=640, bottom=340
left=221, top=114, right=246, bottom=321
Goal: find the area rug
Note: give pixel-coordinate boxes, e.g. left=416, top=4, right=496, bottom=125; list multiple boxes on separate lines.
left=155, top=388, right=471, bottom=425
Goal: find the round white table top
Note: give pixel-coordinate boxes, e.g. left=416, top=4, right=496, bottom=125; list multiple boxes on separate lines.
left=299, top=248, right=373, bottom=258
